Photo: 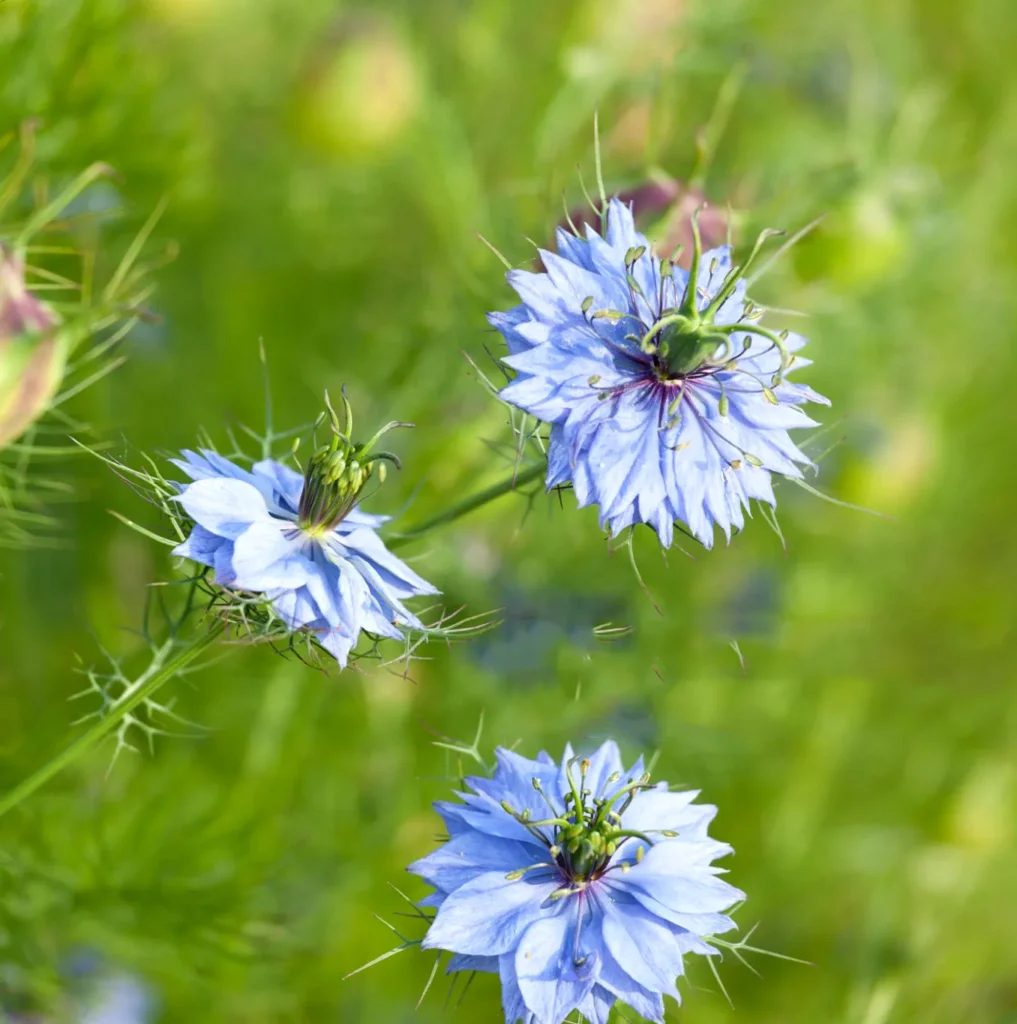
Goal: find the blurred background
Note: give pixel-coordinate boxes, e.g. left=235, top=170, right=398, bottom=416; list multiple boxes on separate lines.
left=1, top=0, right=1016, bottom=1020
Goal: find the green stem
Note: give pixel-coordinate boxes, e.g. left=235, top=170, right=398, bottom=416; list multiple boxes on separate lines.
left=0, top=620, right=224, bottom=820
left=387, top=459, right=547, bottom=548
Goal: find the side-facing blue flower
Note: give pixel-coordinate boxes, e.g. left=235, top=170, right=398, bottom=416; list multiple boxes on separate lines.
left=409, top=741, right=743, bottom=1024
left=170, top=397, right=438, bottom=666
left=492, top=199, right=830, bottom=548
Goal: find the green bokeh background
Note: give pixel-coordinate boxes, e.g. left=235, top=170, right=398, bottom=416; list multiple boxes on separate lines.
left=2, top=0, right=1016, bottom=1019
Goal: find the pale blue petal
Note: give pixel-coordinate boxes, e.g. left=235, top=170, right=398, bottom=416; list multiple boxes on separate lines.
left=252, top=458, right=304, bottom=515
left=515, top=906, right=600, bottom=1024
left=499, top=954, right=536, bottom=1024
left=447, top=953, right=498, bottom=975
left=489, top=306, right=536, bottom=356
left=213, top=541, right=236, bottom=585
left=175, top=477, right=269, bottom=540
left=409, top=831, right=545, bottom=894
left=422, top=871, right=559, bottom=956
left=595, top=887, right=684, bottom=993
left=172, top=524, right=225, bottom=565
left=622, top=787, right=703, bottom=832
left=334, top=527, right=440, bottom=598
left=596, top=943, right=667, bottom=1022
left=229, top=521, right=312, bottom=591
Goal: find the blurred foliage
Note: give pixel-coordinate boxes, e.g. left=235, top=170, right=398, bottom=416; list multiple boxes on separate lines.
left=1, top=0, right=1016, bottom=1020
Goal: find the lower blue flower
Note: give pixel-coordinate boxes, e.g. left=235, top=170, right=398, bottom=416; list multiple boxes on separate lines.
left=170, top=449, right=438, bottom=666
left=409, top=741, right=743, bottom=1024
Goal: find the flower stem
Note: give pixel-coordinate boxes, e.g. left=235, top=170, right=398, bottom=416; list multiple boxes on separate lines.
left=0, top=620, right=224, bottom=820
left=387, top=459, right=547, bottom=548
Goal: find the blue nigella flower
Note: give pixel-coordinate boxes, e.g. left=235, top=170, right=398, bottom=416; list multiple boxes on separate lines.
left=170, top=396, right=438, bottom=666
left=492, top=199, right=830, bottom=548
left=409, top=741, right=743, bottom=1024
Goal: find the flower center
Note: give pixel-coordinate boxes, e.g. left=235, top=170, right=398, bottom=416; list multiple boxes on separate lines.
left=298, top=443, right=374, bottom=533
left=501, top=761, right=659, bottom=887
left=296, top=389, right=409, bottom=533
left=642, top=313, right=731, bottom=382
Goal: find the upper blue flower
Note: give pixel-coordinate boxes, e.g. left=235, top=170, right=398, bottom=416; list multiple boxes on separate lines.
left=492, top=199, right=830, bottom=549
left=409, top=740, right=743, bottom=1024
left=170, top=427, right=438, bottom=666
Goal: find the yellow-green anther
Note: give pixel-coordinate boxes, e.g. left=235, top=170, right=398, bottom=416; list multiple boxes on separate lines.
left=624, top=245, right=646, bottom=267
left=719, top=391, right=729, bottom=417
left=763, top=386, right=778, bottom=405
left=298, top=394, right=409, bottom=532
left=581, top=296, right=594, bottom=313
left=636, top=845, right=645, bottom=864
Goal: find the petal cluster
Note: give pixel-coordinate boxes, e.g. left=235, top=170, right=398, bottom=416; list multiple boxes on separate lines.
left=171, top=450, right=438, bottom=665
left=492, top=199, right=829, bottom=548
left=409, top=741, right=743, bottom=1024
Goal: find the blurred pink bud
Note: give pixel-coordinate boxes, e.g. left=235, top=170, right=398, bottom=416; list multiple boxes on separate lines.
left=561, top=175, right=729, bottom=269
left=0, top=247, right=64, bottom=447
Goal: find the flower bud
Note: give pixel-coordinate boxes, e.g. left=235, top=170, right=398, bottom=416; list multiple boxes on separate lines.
left=557, top=176, right=729, bottom=270
left=0, top=248, right=64, bottom=448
